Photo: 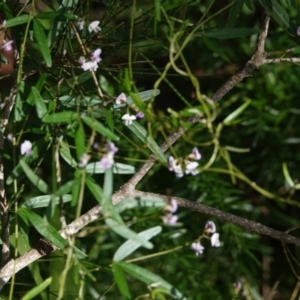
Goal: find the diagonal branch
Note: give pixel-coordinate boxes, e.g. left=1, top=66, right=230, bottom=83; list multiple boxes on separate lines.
left=113, top=13, right=271, bottom=201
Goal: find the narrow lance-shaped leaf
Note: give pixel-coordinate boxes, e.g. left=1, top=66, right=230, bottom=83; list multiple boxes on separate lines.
left=3, top=14, right=33, bottom=27
left=81, top=115, right=119, bottom=141
left=113, top=226, right=162, bottom=261
left=127, top=121, right=166, bottom=162
left=223, top=99, right=251, bottom=125
left=19, top=159, right=50, bottom=194
left=118, top=262, right=186, bottom=299
left=33, top=19, right=52, bottom=67
left=21, top=277, right=52, bottom=300
left=106, top=218, right=153, bottom=249
left=112, top=263, right=131, bottom=300
left=43, top=111, right=78, bottom=123
left=31, top=86, right=47, bottom=118
left=203, top=28, right=260, bottom=40
left=17, top=208, right=67, bottom=249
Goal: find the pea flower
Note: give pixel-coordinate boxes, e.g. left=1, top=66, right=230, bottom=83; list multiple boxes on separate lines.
left=162, top=198, right=179, bottom=225
left=20, top=140, right=33, bottom=156
left=2, top=40, right=13, bottom=51
left=185, top=161, right=199, bottom=175
left=204, top=221, right=216, bottom=234
left=211, top=233, right=221, bottom=247
left=122, top=114, right=136, bottom=126
left=190, top=147, right=201, bottom=160
left=136, top=111, right=145, bottom=119
left=168, top=156, right=184, bottom=178
left=99, top=142, right=118, bottom=169
left=78, top=153, right=90, bottom=168
left=115, top=93, right=127, bottom=105
left=88, top=21, right=101, bottom=33
left=91, top=48, right=102, bottom=63
left=297, top=26, right=300, bottom=36
left=191, top=242, right=205, bottom=256
left=77, top=18, right=84, bottom=30
left=99, top=153, right=114, bottom=169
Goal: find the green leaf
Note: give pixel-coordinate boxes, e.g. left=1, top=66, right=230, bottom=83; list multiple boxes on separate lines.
left=127, top=121, right=166, bottom=162
left=227, top=0, right=245, bottom=27
left=35, top=11, right=76, bottom=20
left=21, top=277, right=52, bottom=300
left=43, top=111, right=78, bottom=123
left=33, top=19, right=52, bottom=67
left=260, top=0, right=292, bottom=31
left=75, top=122, right=86, bottom=160
left=113, top=89, right=160, bottom=109
left=113, top=196, right=166, bottom=215
left=15, top=82, right=25, bottom=121
left=3, top=14, right=33, bottom=27
left=81, top=115, right=119, bottom=141
left=203, top=28, right=260, bottom=40
left=223, top=99, right=251, bottom=125
left=59, top=140, right=77, bottom=167
left=31, top=87, right=47, bottom=118
left=58, top=95, right=102, bottom=107
left=17, top=208, right=67, bottom=249
left=282, top=163, right=294, bottom=188
left=55, top=179, right=82, bottom=196
left=22, top=194, right=72, bottom=209
left=86, top=176, right=103, bottom=203
left=19, top=160, right=50, bottom=194
left=105, top=110, right=114, bottom=131
left=86, top=162, right=135, bottom=174
left=103, top=168, right=113, bottom=214
left=203, top=37, right=231, bottom=63
left=27, top=74, right=47, bottom=105
left=118, top=262, right=186, bottom=299
left=113, top=226, right=162, bottom=261
left=112, top=263, right=131, bottom=300
left=106, top=218, right=153, bottom=249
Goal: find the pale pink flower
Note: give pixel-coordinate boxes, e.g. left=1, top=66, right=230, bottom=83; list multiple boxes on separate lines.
left=88, top=21, right=101, bottom=33
left=191, top=242, right=204, bottom=255
left=20, top=140, right=33, bottom=156
left=122, top=114, right=136, bottom=125
left=115, top=93, right=127, bottom=105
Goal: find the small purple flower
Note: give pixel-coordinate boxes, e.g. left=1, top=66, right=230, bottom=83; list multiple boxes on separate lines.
left=211, top=233, right=221, bottom=247
left=297, top=26, right=300, bottom=36
left=164, top=214, right=178, bottom=225
left=7, top=134, right=13, bottom=142
left=81, top=60, right=98, bottom=71
left=191, top=242, right=204, bottom=255
left=136, top=111, right=145, bottom=119
left=169, top=198, right=178, bottom=213
left=99, top=153, right=114, bottom=169
left=185, top=161, right=199, bottom=175
left=190, top=147, right=201, bottom=160
left=88, top=21, right=101, bottom=33
left=20, top=140, right=33, bottom=156
left=115, top=93, right=126, bottom=105
left=77, top=18, right=84, bottom=30
left=93, top=143, right=99, bottom=149
left=91, top=48, right=102, bottom=63
left=2, top=40, right=13, bottom=51
left=78, top=152, right=90, bottom=168
left=105, top=142, right=118, bottom=154
left=122, top=114, right=136, bottom=125
left=168, top=156, right=184, bottom=178
left=204, top=221, right=216, bottom=233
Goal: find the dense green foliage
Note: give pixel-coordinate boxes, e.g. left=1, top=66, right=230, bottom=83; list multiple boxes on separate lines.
left=1, top=0, right=300, bottom=299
